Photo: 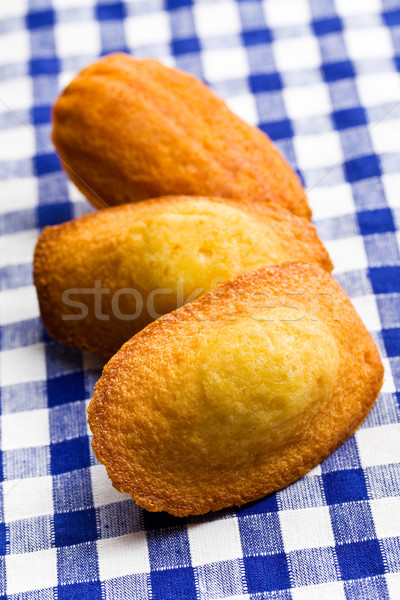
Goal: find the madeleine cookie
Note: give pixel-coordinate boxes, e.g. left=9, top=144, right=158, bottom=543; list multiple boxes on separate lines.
left=88, top=262, right=383, bottom=516
left=52, top=53, right=310, bottom=219
left=34, top=196, right=331, bottom=357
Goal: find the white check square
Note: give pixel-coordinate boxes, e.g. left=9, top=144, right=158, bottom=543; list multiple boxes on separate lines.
left=6, top=548, right=57, bottom=595
left=357, top=72, right=400, bottom=108
left=0, top=343, right=46, bottom=387
left=3, top=475, right=54, bottom=521
left=0, top=177, right=39, bottom=215
left=0, top=127, right=35, bottom=161
left=382, top=173, right=400, bottom=208
left=294, top=131, right=342, bottom=170
left=55, top=20, right=101, bottom=58
left=308, top=183, right=355, bottom=221
left=0, top=77, right=33, bottom=114
left=90, top=464, right=129, bottom=508
left=344, top=27, right=393, bottom=61
left=202, top=47, right=249, bottom=82
left=371, top=119, right=400, bottom=155
left=381, top=358, right=395, bottom=394
left=335, top=0, right=380, bottom=15
left=357, top=423, right=400, bottom=467
left=371, top=496, right=400, bottom=538
left=226, top=93, right=259, bottom=126
left=0, top=286, right=39, bottom=326
left=279, top=506, right=334, bottom=552
left=0, top=30, right=30, bottom=66
left=283, top=83, right=331, bottom=120
left=0, top=0, right=27, bottom=19
left=386, top=573, right=400, bottom=599
left=188, top=517, right=242, bottom=566
left=274, top=36, right=321, bottom=72
left=263, top=0, right=311, bottom=28
left=58, top=70, right=75, bottom=93
left=97, top=532, right=150, bottom=580
left=304, top=464, right=322, bottom=477
left=351, top=295, right=381, bottom=332
left=0, top=229, right=39, bottom=269
left=1, top=408, right=50, bottom=451
left=194, top=1, right=241, bottom=38
left=292, top=580, right=346, bottom=600
left=53, top=0, right=95, bottom=6
left=325, top=236, right=368, bottom=274
left=67, top=180, right=88, bottom=204
left=125, top=12, right=171, bottom=48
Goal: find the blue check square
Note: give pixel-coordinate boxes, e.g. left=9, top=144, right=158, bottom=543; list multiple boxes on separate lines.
left=336, top=540, right=385, bottom=580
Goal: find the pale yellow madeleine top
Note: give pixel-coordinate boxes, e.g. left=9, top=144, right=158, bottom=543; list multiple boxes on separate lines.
left=119, top=200, right=321, bottom=313
left=106, top=308, right=340, bottom=475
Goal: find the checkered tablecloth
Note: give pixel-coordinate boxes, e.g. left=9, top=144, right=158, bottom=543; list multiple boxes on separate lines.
left=1, top=0, right=400, bottom=598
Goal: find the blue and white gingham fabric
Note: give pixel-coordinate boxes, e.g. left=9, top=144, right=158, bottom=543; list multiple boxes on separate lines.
left=1, top=0, right=400, bottom=598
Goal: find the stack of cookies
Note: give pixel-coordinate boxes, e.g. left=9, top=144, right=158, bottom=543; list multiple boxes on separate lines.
left=34, top=53, right=383, bottom=516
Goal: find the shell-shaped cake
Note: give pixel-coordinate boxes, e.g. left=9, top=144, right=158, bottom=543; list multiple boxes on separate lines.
left=88, top=263, right=384, bottom=516
left=34, top=196, right=331, bottom=357
left=52, top=53, right=311, bottom=219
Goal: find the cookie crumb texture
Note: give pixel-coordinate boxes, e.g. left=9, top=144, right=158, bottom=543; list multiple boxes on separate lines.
left=52, top=53, right=311, bottom=219
left=88, top=263, right=383, bottom=516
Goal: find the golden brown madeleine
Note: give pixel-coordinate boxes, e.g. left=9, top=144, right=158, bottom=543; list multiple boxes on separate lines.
left=34, top=196, right=331, bottom=357
left=88, top=262, right=383, bottom=516
left=52, top=53, right=310, bottom=219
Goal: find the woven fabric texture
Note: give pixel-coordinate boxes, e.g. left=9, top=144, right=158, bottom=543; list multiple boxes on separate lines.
left=1, top=0, right=400, bottom=598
